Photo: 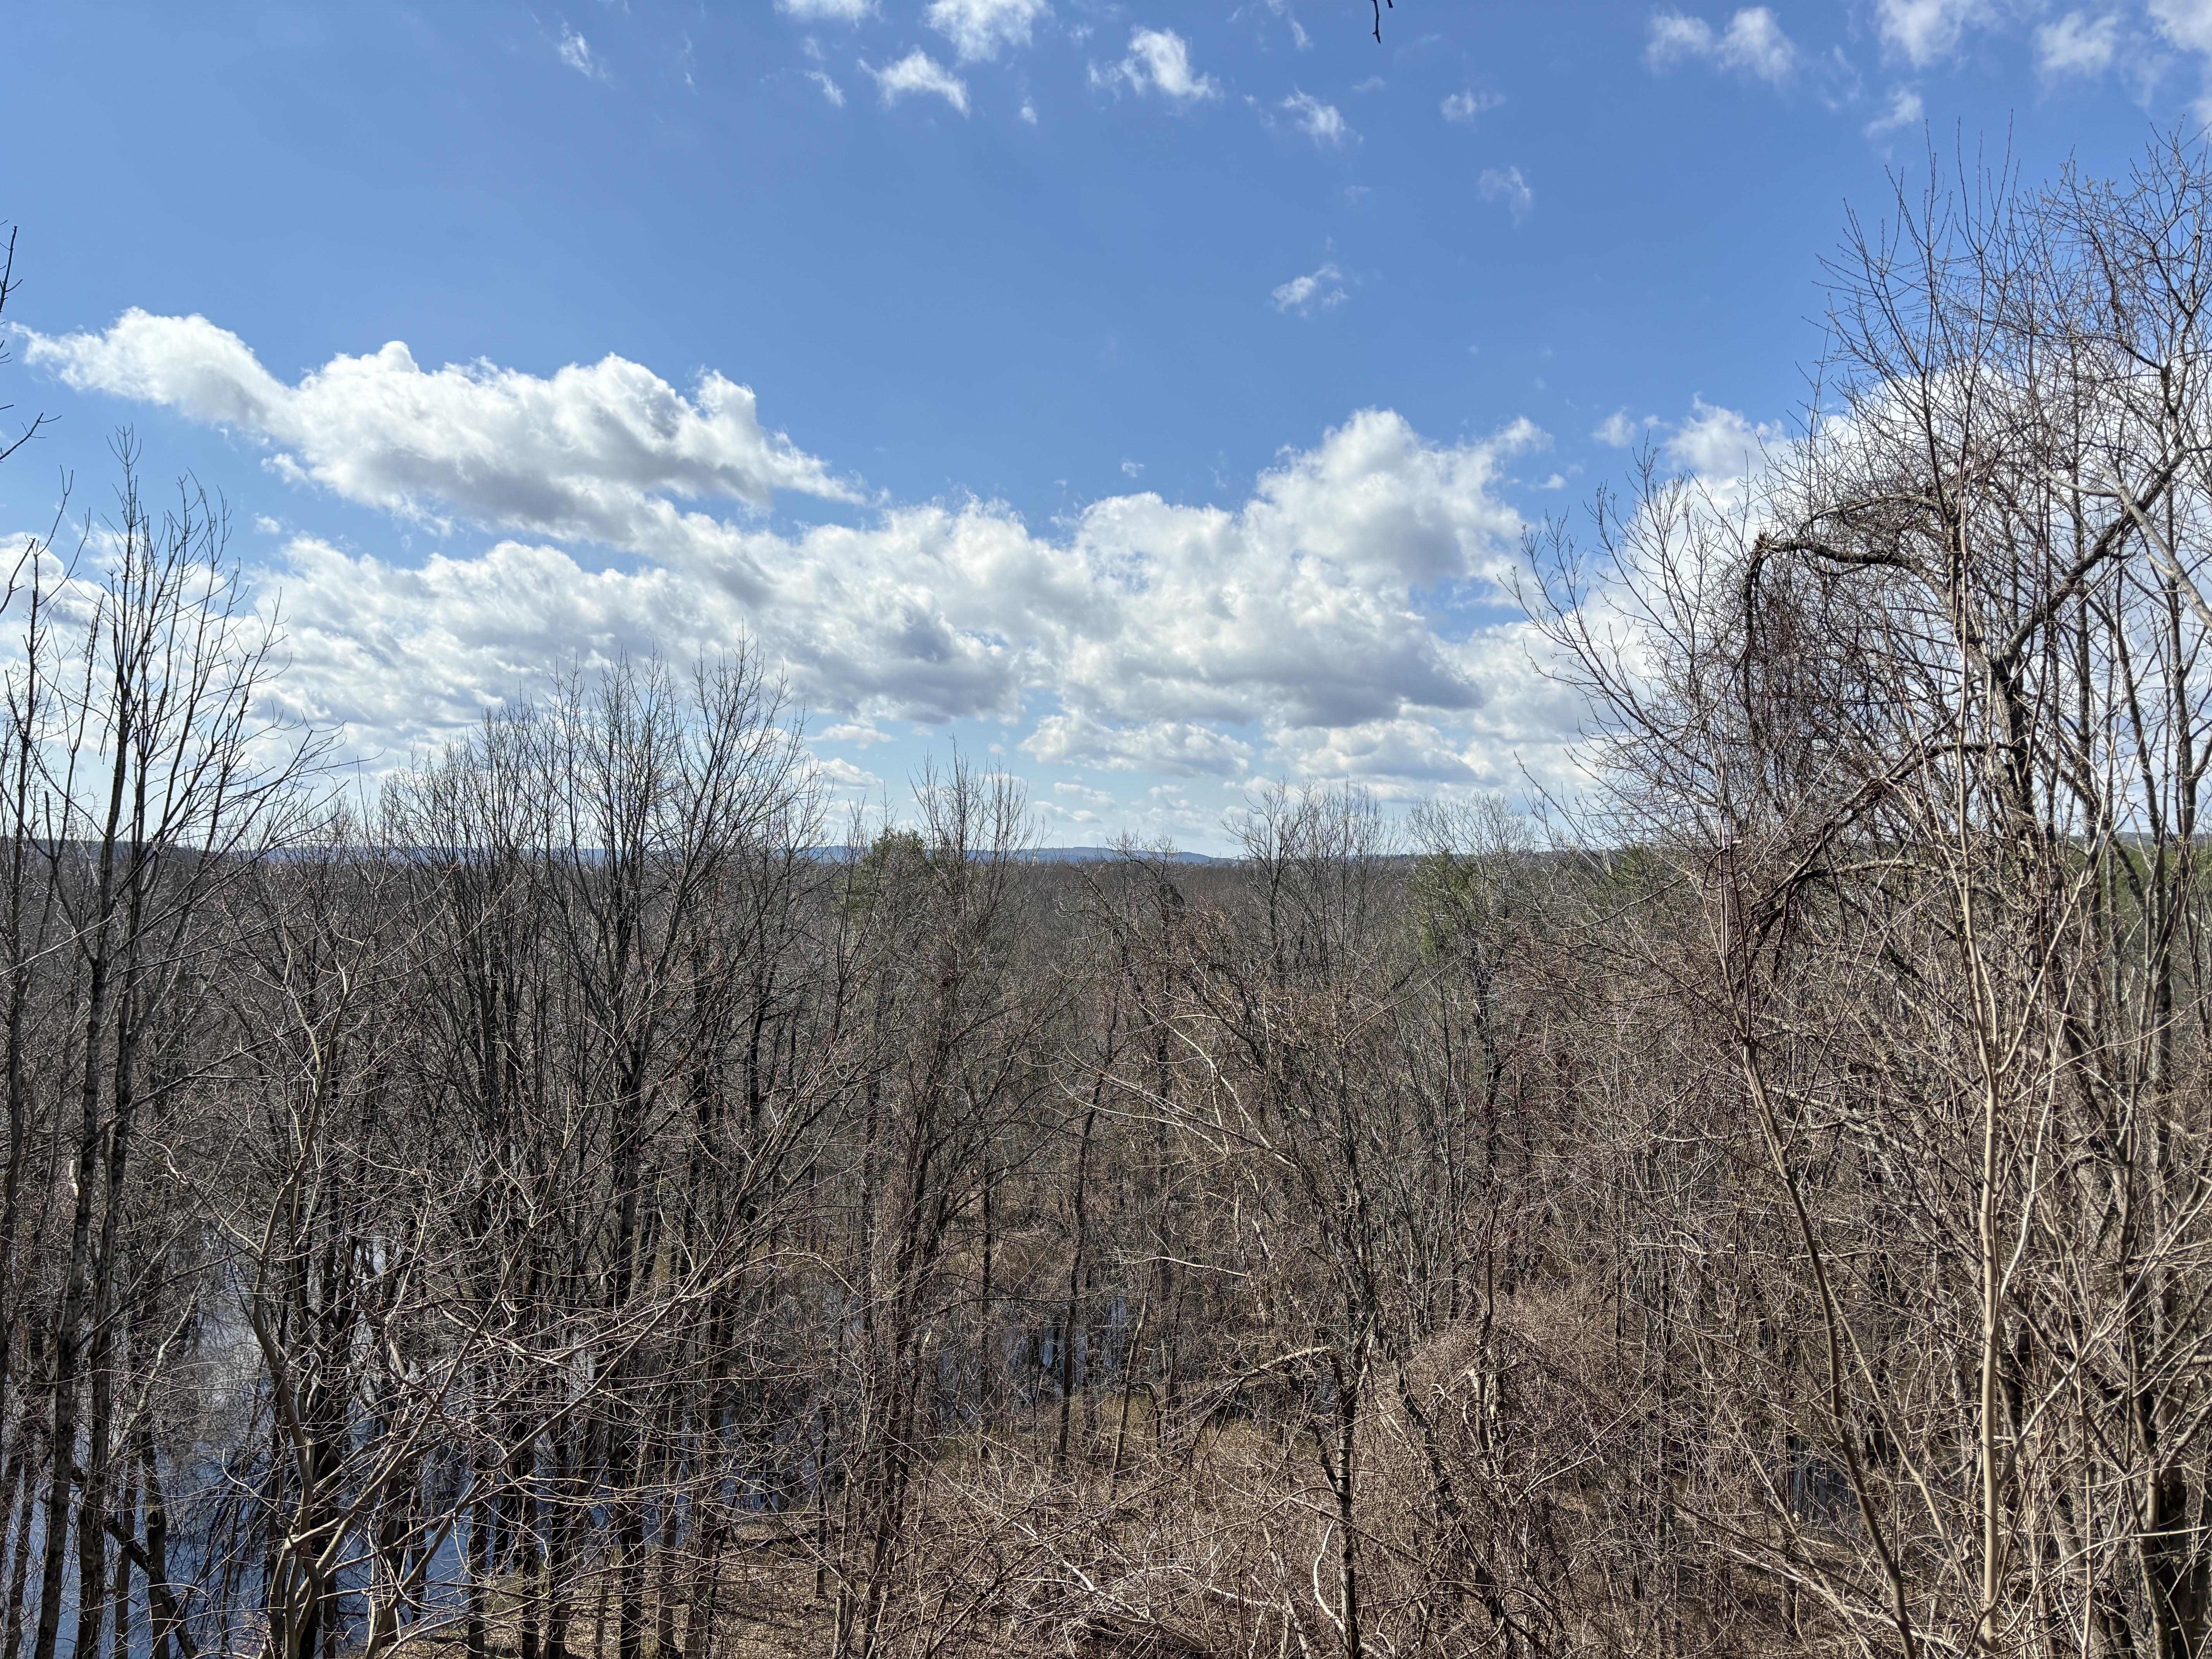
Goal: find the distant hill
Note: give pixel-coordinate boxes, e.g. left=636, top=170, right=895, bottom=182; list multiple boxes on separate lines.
left=805, top=845, right=1223, bottom=864
left=1013, top=846, right=1222, bottom=864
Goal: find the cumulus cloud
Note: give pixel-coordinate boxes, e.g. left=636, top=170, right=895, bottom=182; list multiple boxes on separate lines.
left=24, top=313, right=856, bottom=554
left=1259, top=620, right=1585, bottom=799
left=1441, top=89, right=1501, bottom=120
left=813, top=756, right=883, bottom=791
left=775, top=0, right=873, bottom=21
left=1594, top=409, right=1657, bottom=447
left=1478, top=167, right=1533, bottom=221
left=1022, top=714, right=1256, bottom=777
left=865, top=50, right=970, bottom=112
left=1097, top=28, right=1219, bottom=101
left=259, top=408, right=1543, bottom=764
left=31, top=315, right=1577, bottom=796
left=1874, top=0, right=1992, bottom=65
left=819, top=716, right=894, bottom=747
left=926, top=0, right=1048, bottom=62
left=1269, top=718, right=1488, bottom=789
left=807, top=69, right=848, bottom=105
left=1665, top=397, right=1784, bottom=477
left=1271, top=261, right=1348, bottom=315
left=1281, top=90, right=1350, bottom=144
left=1646, top=8, right=1798, bottom=83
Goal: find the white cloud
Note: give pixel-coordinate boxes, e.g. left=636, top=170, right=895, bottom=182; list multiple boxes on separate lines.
left=558, top=25, right=608, bottom=81
left=864, top=50, right=970, bottom=113
left=1647, top=14, right=1711, bottom=70
left=1268, top=718, right=1482, bottom=788
left=813, top=755, right=883, bottom=791
left=1874, top=0, right=1992, bottom=65
left=32, top=316, right=1574, bottom=796
left=1441, top=89, right=1501, bottom=121
left=1022, top=714, right=1256, bottom=777
left=1864, top=82, right=1923, bottom=136
left=24, top=311, right=855, bottom=542
left=2150, top=0, right=2212, bottom=53
left=1478, top=167, right=1533, bottom=221
left=1281, top=90, right=1350, bottom=144
left=1646, top=8, right=1797, bottom=83
left=2035, top=10, right=2119, bottom=75
left=2150, top=0, right=2212, bottom=110
left=1715, top=7, right=1795, bottom=79
left=259, top=402, right=1536, bottom=753
left=926, top=0, right=1049, bottom=63
left=1097, top=28, right=1219, bottom=101
left=1594, top=410, right=1657, bottom=447
left=775, top=0, right=874, bottom=21
left=1647, top=12, right=1715, bottom=65
left=1265, top=629, right=1585, bottom=797
left=1665, top=397, right=1783, bottom=477
left=807, top=69, right=848, bottom=105
left=820, top=716, right=895, bottom=747
left=1271, top=261, right=1348, bottom=315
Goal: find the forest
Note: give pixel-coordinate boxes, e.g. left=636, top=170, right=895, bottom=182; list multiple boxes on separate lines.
left=9, top=139, right=2212, bottom=1659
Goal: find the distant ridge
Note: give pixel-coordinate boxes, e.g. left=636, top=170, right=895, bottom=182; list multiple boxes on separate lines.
left=1013, top=846, right=1222, bottom=864
left=805, top=845, right=1223, bottom=864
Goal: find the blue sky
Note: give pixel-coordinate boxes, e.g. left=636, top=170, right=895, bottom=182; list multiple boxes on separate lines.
left=0, top=0, right=2199, bottom=848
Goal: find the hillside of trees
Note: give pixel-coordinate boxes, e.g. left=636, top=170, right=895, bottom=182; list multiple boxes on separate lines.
left=9, top=139, right=2212, bottom=1659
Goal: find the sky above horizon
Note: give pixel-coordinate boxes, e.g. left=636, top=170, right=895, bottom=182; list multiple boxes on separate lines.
left=0, top=0, right=2203, bottom=850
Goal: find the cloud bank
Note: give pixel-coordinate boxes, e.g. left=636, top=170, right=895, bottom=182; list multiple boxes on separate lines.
left=24, top=314, right=1584, bottom=811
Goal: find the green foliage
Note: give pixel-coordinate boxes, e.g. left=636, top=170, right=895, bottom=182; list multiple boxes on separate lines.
left=837, top=826, right=928, bottom=919
left=1408, top=849, right=1499, bottom=959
